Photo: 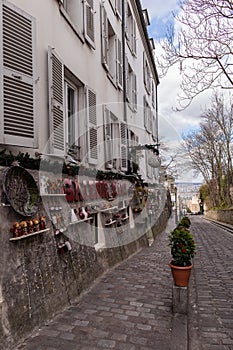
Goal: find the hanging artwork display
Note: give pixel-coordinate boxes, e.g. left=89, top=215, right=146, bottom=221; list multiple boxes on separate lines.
left=3, top=166, right=39, bottom=216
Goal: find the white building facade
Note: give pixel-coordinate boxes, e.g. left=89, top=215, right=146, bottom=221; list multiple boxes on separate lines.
left=0, top=0, right=159, bottom=181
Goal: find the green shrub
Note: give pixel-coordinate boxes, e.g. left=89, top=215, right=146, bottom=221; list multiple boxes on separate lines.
left=169, top=225, right=196, bottom=267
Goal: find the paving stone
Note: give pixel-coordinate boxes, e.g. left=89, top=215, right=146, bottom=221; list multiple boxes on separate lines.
left=18, top=215, right=233, bottom=350
left=96, top=339, right=116, bottom=348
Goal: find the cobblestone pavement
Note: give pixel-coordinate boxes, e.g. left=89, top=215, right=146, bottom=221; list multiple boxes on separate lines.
left=18, top=215, right=233, bottom=350
left=18, top=215, right=177, bottom=350
left=189, top=216, right=233, bottom=350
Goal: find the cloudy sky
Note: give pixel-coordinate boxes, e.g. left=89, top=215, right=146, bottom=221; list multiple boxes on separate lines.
left=141, top=0, right=211, bottom=182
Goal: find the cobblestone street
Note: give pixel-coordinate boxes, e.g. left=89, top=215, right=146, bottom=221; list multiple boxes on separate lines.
left=17, top=215, right=233, bottom=350
left=189, top=217, right=233, bottom=350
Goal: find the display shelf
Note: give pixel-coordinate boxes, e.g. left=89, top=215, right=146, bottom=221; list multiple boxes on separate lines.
left=99, top=206, right=118, bottom=213
left=40, top=193, right=66, bottom=197
left=121, top=216, right=129, bottom=221
left=118, top=206, right=127, bottom=211
left=9, top=228, right=50, bottom=241
left=105, top=220, right=116, bottom=226
left=69, top=217, right=92, bottom=225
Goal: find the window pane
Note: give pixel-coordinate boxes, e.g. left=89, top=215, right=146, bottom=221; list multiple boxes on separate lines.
left=67, top=86, right=75, bottom=146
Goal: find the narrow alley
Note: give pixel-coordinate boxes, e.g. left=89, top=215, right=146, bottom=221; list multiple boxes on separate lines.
left=17, top=216, right=233, bottom=350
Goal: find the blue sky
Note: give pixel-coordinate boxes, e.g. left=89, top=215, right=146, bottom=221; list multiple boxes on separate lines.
left=141, top=0, right=179, bottom=39
left=140, top=0, right=208, bottom=182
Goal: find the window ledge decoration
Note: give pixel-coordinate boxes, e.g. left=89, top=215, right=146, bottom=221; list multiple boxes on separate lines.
left=3, top=166, right=39, bottom=216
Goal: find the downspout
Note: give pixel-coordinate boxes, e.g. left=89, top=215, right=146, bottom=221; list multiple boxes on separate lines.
left=121, top=0, right=130, bottom=172
left=122, top=0, right=127, bottom=123
left=155, top=84, right=159, bottom=151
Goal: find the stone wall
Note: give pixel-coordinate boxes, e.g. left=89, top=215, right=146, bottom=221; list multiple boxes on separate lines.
left=0, top=166, right=171, bottom=350
left=205, top=209, right=233, bottom=225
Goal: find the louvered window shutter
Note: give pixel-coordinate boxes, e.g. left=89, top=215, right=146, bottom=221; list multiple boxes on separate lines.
left=152, top=82, right=155, bottom=107
left=125, top=57, right=129, bottom=101
left=84, top=0, right=95, bottom=48
left=143, top=96, right=147, bottom=131
left=120, top=122, right=127, bottom=171
left=48, top=47, right=65, bottom=155
left=86, top=88, right=98, bottom=164
left=116, top=38, right=123, bottom=89
left=0, top=2, right=36, bottom=147
left=132, top=73, right=137, bottom=110
left=101, top=6, right=108, bottom=68
left=103, top=106, right=113, bottom=169
left=143, top=53, right=146, bottom=87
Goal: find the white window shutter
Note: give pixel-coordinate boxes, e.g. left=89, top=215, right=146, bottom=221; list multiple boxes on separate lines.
left=48, top=47, right=65, bottom=155
left=86, top=87, right=98, bottom=164
left=0, top=2, right=37, bottom=147
left=125, top=57, right=129, bottom=101
left=120, top=122, right=127, bottom=171
left=143, top=96, right=147, bottom=131
left=101, top=5, right=108, bottom=69
left=143, top=53, right=146, bottom=87
left=103, top=106, right=113, bottom=169
left=84, top=0, right=95, bottom=48
left=152, top=81, right=155, bottom=107
left=132, top=73, right=137, bottom=110
left=116, top=38, right=123, bottom=89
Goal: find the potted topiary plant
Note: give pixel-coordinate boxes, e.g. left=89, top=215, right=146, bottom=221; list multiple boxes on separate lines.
left=169, top=222, right=196, bottom=287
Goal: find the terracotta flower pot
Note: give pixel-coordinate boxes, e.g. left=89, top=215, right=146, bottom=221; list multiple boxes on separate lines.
left=169, top=262, right=193, bottom=287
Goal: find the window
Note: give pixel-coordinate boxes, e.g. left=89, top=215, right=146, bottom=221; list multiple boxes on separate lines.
left=103, top=107, right=120, bottom=169
left=129, top=130, right=139, bottom=172
left=116, top=38, right=123, bottom=89
left=152, top=81, right=155, bottom=107
left=126, top=62, right=137, bottom=111
left=64, top=79, right=82, bottom=161
left=146, top=150, right=153, bottom=179
left=62, top=0, right=83, bottom=33
left=0, top=2, right=37, bottom=147
left=116, top=0, right=122, bottom=19
left=152, top=114, right=157, bottom=142
left=108, top=0, right=122, bottom=19
left=84, top=0, right=95, bottom=47
left=48, top=48, right=84, bottom=159
left=126, top=3, right=137, bottom=55
left=101, top=6, right=117, bottom=84
left=103, top=107, right=127, bottom=171
left=143, top=53, right=151, bottom=94
left=144, top=96, right=152, bottom=134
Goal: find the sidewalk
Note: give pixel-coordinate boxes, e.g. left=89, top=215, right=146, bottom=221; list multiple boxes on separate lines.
left=17, top=214, right=178, bottom=350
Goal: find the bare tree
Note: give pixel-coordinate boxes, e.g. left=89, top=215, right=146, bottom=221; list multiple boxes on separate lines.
left=158, top=0, right=233, bottom=109
left=182, top=92, right=233, bottom=206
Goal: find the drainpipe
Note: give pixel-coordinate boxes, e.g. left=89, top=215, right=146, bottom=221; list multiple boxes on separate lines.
left=121, top=0, right=130, bottom=172
left=122, top=0, right=127, bottom=123
left=155, top=84, right=159, bottom=150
